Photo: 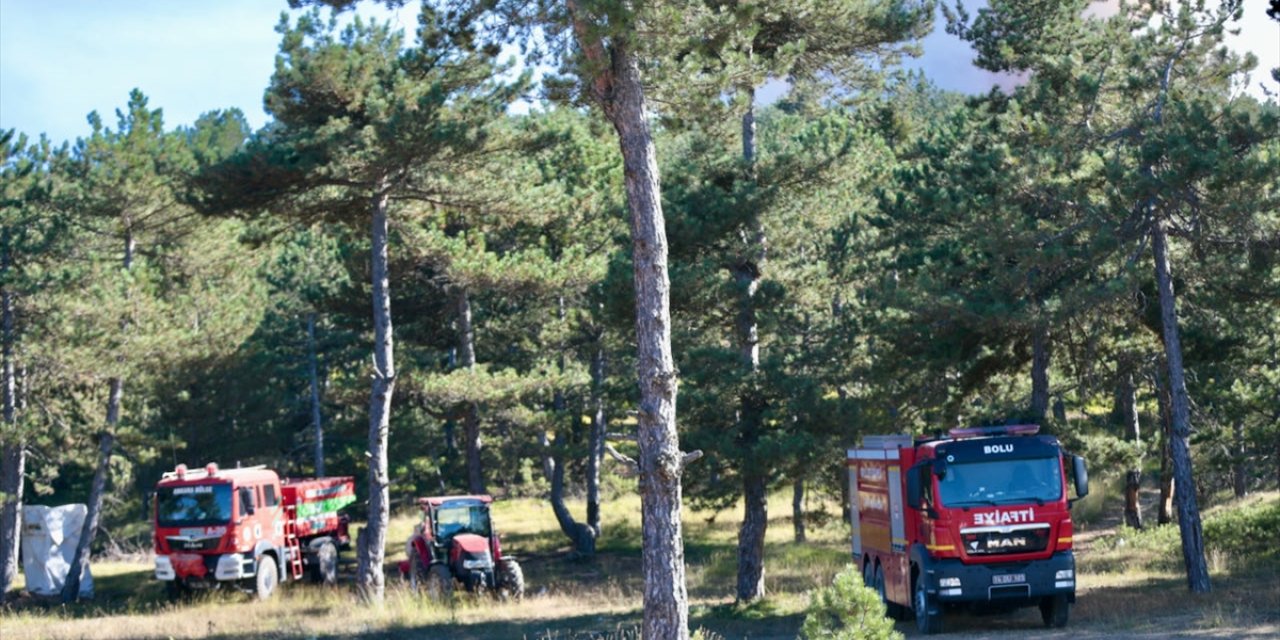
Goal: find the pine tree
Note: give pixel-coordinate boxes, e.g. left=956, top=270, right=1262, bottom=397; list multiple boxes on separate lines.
left=197, top=8, right=519, bottom=601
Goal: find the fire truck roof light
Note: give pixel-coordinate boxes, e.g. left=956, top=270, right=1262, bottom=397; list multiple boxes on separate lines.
left=175, top=464, right=187, bottom=480
left=948, top=424, right=1041, bottom=438
left=206, top=462, right=219, bottom=477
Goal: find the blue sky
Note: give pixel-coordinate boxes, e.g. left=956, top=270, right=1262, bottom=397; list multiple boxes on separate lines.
left=1, top=0, right=1276, bottom=145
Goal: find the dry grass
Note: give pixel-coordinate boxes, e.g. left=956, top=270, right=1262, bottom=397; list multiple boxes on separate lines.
left=1, top=492, right=840, bottom=640
left=3, top=490, right=1278, bottom=639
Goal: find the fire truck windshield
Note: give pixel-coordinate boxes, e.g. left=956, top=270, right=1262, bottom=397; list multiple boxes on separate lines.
left=937, top=456, right=1062, bottom=507
left=156, top=484, right=233, bottom=527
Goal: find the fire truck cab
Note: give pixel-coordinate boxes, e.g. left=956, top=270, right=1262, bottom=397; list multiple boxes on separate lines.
left=152, top=463, right=352, bottom=600
left=848, top=424, right=1089, bottom=634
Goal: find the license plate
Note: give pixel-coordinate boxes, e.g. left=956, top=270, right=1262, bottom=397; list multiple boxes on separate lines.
left=993, top=573, right=1025, bottom=585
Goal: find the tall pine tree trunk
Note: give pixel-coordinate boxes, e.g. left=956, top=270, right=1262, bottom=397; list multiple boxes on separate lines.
left=1117, top=373, right=1143, bottom=529
left=308, top=311, right=325, bottom=476
left=1030, top=321, right=1051, bottom=423
left=1150, top=220, right=1210, bottom=593
left=455, top=288, right=485, bottom=495
left=1157, top=384, right=1175, bottom=525
left=357, top=187, right=394, bottom=602
left=64, top=230, right=133, bottom=603
left=0, top=444, right=21, bottom=601
left=569, top=2, right=689, bottom=633
left=586, top=334, right=606, bottom=536
left=544, top=446, right=597, bottom=556
left=792, top=478, right=806, bottom=543
left=733, top=88, right=769, bottom=604
left=1231, top=421, right=1246, bottom=498
left=0, top=233, right=24, bottom=601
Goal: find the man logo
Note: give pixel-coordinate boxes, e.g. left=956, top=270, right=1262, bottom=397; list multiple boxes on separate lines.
left=983, top=444, right=1013, bottom=454
left=989, top=537, right=1028, bottom=549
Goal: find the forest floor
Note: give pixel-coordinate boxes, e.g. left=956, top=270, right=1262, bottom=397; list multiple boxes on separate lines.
left=1, top=485, right=1277, bottom=639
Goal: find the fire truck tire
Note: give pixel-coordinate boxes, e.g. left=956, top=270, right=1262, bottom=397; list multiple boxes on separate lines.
left=255, top=554, right=279, bottom=600
left=309, top=540, right=339, bottom=586
left=914, top=574, right=942, bottom=635
left=164, top=579, right=190, bottom=602
left=425, top=564, right=454, bottom=601
left=497, top=558, right=524, bottom=601
left=875, top=565, right=906, bottom=620
left=1040, top=594, right=1070, bottom=628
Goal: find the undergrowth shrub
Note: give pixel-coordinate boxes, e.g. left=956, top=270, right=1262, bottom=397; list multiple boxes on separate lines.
left=1202, top=497, right=1280, bottom=562
left=800, top=565, right=901, bottom=640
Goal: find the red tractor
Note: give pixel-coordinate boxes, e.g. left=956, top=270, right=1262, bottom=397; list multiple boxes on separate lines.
left=399, top=495, right=524, bottom=600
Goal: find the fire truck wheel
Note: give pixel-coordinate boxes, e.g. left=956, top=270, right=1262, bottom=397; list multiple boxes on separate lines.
left=310, top=540, right=339, bottom=586
left=164, top=580, right=190, bottom=602
left=497, top=558, right=524, bottom=601
left=425, top=564, right=454, bottom=601
left=255, top=554, right=279, bottom=600
left=1040, top=594, right=1070, bottom=628
left=914, top=574, right=942, bottom=635
left=875, top=565, right=905, bottom=620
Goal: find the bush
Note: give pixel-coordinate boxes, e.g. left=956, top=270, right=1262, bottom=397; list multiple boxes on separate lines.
left=800, top=565, right=902, bottom=640
left=1204, top=496, right=1280, bottom=562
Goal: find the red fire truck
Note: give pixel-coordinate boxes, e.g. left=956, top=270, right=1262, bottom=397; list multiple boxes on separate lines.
left=847, top=424, right=1089, bottom=634
left=151, top=463, right=355, bottom=599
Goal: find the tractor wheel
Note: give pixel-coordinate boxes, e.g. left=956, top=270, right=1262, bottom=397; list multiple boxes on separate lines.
left=496, top=558, right=524, bottom=601
left=1040, top=594, right=1070, bottom=628
left=425, top=564, right=454, bottom=602
left=309, top=540, right=339, bottom=586
left=255, top=554, right=279, bottom=600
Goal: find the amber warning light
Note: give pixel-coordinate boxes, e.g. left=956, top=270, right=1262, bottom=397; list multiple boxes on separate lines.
left=948, top=424, right=1040, bottom=438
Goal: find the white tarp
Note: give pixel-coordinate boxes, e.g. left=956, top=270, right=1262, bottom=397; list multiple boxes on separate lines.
left=20, top=504, right=93, bottom=598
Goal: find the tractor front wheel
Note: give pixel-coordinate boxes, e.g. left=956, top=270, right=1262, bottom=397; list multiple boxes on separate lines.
left=426, top=564, right=454, bottom=602
left=497, top=558, right=524, bottom=601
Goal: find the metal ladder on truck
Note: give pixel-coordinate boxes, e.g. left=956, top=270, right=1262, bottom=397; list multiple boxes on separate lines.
left=284, top=504, right=304, bottom=581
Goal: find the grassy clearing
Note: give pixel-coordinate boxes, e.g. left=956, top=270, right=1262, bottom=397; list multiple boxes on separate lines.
left=3, top=490, right=1278, bottom=639
left=1, top=492, right=845, bottom=640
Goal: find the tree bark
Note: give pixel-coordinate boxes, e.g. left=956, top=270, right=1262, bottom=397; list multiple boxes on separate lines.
left=568, top=1, right=689, bottom=633
left=1030, top=322, right=1051, bottom=423
left=64, top=230, right=133, bottom=603
left=586, top=335, right=606, bottom=536
left=544, top=444, right=597, bottom=556
left=733, top=88, right=769, bottom=604
left=1154, top=372, right=1174, bottom=524
left=1117, top=373, right=1143, bottom=529
left=356, top=186, right=394, bottom=603
left=308, top=311, right=325, bottom=476
left=0, top=231, right=24, bottom=601
left=1231, top=420, right=1246, bottom=499
left=1150, top=220, right=1210, bottom=593
left=792, top=477, right=806, bottom=543
left=455, top=288, right=485, bottom=495
left=0, top=443, right=21, bottom=601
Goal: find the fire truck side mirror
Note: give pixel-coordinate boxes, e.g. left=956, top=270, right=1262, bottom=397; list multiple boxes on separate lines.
left=1071, top=455, right=1090, bottom=501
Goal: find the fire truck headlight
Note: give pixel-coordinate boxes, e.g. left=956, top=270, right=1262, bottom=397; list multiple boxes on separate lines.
left=216, top=553, right=245, bottom=580
left=154, top=556, right=175, bottom=581
left=939, top=577, right=961, bottom=588
left=1055, top=569, right=1074, bottom=580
